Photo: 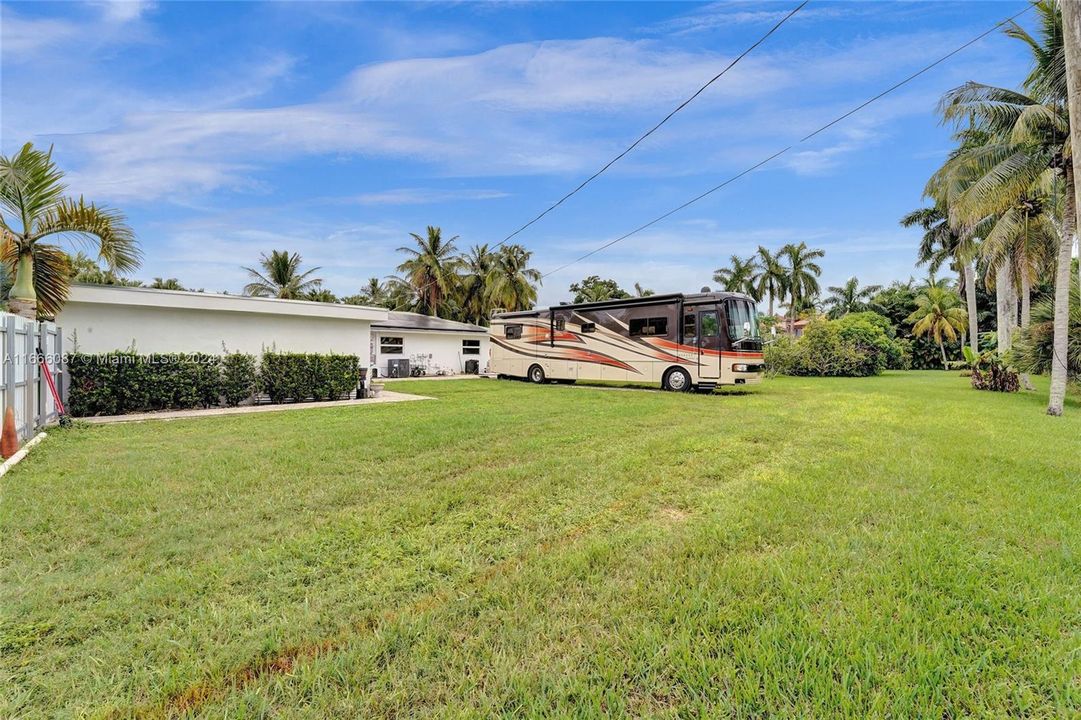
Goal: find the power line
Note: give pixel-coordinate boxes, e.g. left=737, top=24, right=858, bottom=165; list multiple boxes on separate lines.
left=541, top=3, right=1034, bottom=281
left=389, top=1, right=807, bottom=311
left=496, top=0, right=808, bottom=248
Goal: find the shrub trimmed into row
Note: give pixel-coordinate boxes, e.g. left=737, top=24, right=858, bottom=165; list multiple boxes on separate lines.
left=260, top=352, right=358, bottom=403
left=68, top=351, right=359, bottom=416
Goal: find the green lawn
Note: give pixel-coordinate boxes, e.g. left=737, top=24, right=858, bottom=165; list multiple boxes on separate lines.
left=2, top=373, right=1080, bottom=718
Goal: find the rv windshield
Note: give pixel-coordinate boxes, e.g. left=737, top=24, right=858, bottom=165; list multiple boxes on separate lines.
left=725, top=299, right=760, bottom=340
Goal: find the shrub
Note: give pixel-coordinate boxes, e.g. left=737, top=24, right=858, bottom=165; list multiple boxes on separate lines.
left=68, top=352, right=222, bottom=415
left=68, top=350, right=355, bottom=416
left=964, top=347, right=1020, bottom=393
left=260, top=352, right=358, bottom=403
left=221, top=353, right=258, bottom=406
left=764, top=314, right=909, bottom=378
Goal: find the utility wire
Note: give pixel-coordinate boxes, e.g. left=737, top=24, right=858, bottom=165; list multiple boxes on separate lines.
left=541, top=3, right=1034, bottom=281
left=497, top=0, right=808, bottom=248
left=390, top=1, right=807, bottom=311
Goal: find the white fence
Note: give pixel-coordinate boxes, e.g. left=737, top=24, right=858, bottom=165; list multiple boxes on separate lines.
left=1, top=313, right=66, bottom=440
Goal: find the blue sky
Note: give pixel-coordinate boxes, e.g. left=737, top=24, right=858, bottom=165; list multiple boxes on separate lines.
left=1, top=0, right=1034, bottom=307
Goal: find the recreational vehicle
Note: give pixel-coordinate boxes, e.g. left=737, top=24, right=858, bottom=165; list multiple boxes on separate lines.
left=490, top=291, right=764, bottom=392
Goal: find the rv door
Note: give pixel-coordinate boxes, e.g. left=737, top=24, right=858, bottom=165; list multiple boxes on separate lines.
left=697, top=308, right=721, bottom=379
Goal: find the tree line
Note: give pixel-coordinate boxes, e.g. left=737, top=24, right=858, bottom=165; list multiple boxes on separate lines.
left=239, top=227, right=542, bottom=326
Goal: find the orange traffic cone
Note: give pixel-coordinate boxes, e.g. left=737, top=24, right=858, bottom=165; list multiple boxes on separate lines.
left=1, top=407, right=19, bottom=459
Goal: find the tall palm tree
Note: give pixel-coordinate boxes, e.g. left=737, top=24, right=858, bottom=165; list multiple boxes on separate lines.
left=906, top=285, right=969, bottom=368
left=780, top=241, right=824, bottom=332
left=633, top=282, right=655, bottom=297
left=358, top=277, right=389, bottom=306
left=823, top=277, right=882, bottom=318
left=901, top=203, right=982, bottom=357
left=459, top=244, right=497, bottom=325
left=712, top=255, right=758, bottom=297
left=396, top=226, right=461, bottom=317
left=932, top=0, right=1073, bottom=413
left=751, top=245, right=786, bottom=317
left=487, top=244, right=541, bottom=314
left=0, top=142, right=140, bottom=318
left=242, top=250, right=323, bottom=299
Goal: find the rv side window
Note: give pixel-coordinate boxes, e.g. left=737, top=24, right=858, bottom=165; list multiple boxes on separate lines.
left=581, top=322, right=596, bottom=333
left=380, top=336, right=404, bottom=354
left=629, top=317, right=668, bottom=337
left=462, top=339, right=481, bottom=355
left=554, top=317, right=566, bottom=331
left=505, top=324, right=523, bottom=339
left=683, top=314, right=696, bottom=343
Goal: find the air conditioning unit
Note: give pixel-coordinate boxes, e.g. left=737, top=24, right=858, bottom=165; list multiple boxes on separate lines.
left=464, top=359, right=480, bottom=375
left=387, top=359, right=410, bottom=378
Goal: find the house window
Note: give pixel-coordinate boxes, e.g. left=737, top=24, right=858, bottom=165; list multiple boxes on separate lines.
left=462, top=339, right=481, bottom=355
left=581, top=322, right=596, bottom=333
left=554, top=317, right=566, bottom=331
left=629, top=317, right=668, bottom=337
left=380, top=336, right=404, bottom=354
left=505, top=324, right=523, bottom=339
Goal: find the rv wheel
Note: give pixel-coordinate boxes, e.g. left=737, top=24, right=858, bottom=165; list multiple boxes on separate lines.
left=662, top=367, right=691, bottom=392
left=528, top=364, right=546, bottom=384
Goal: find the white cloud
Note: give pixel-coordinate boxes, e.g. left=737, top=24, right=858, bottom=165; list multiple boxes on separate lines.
left=354, top=188, right=511, bottom=205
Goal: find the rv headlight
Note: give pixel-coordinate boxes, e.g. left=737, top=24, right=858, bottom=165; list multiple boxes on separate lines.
left=732, top=363, right=750, bottom=373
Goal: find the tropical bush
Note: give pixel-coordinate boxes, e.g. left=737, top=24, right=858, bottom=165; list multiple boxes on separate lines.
left=963, top=347, right=1020, bottom=393
left=260, top=352, right=358, bottom=403
left=68, top=350, right=357, bottom=416
left=68, top=352, right=224, bottom=416
left=221, top=353, right=259, bottom=407
left=764, top=314, right=908, bottom=377
left=1010, top=281, right=1080, bottom=383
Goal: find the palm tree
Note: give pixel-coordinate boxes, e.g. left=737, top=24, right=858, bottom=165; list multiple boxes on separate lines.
left=396, top=226, right=461, bottom=317
left=304, top=287, right=338, bottom=303
left=823, top=277, right=882, bottom=318
left=0, top=142, right=140, bottom=318
left=242, top=250, right=323, bottom=299
left=906, top=285, right=969, bottom=368
left=712, top=255, right=758, bottom=297
left=932, top=0, right=1073, bottom=413
left=487, top=244, right=541, bottom=314
left=347, top=277, right=389, bottom=307
left=751, top=245, right=786, bottom=317
left=150, top=278, right=186, bottom=290
left=459, top=244, right=497, bottom=325
left=633, top=282, right=655, bottom=297
left=901, top=203, right=982, bottom=357
left=780, top=242, right=824, bottom=332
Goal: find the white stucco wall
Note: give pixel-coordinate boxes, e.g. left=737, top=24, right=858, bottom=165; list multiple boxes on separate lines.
left=56, top=285, right=385, bottom=356
left=372, top=329, right=489, bottom=376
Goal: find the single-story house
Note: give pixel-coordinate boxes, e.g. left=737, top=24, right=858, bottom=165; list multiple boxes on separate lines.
left=55, top=285, right=491, bottom=376
left=371, top=312, right=489, bottom=377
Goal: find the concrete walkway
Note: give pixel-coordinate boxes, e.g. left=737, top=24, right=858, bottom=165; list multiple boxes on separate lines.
left=82, top=390, right=434, bottom=425
left=383, top=374, right=484, bottom=382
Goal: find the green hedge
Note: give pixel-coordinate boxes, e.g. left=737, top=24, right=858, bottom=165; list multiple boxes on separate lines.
left=68, top=351, right=359, bottom=416
left=260, top=352, right=358, bottom=403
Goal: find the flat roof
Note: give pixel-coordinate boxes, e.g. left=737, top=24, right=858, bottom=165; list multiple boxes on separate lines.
left=373, top=311, right=488, bottom=334
left=64, top=284, right=389, bottom=322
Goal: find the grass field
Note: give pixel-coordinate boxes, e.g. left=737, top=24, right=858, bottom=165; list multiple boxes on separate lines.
left=2, top=372, right=1080, bottom=718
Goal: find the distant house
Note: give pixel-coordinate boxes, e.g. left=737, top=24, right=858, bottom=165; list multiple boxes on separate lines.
left=56, top=285, right=490, bottom=376
left=767, top=315, right=812, bottom=338
left=371, top=312, right=490, bottom=377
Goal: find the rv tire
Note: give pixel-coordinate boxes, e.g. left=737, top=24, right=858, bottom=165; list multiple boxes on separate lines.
left=528, top=364, right=546, bottom=384
left=662, top=367, right=692, bottom=392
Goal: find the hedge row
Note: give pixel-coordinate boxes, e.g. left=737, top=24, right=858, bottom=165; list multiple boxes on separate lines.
left=68, top=351, right=359, bottom=417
